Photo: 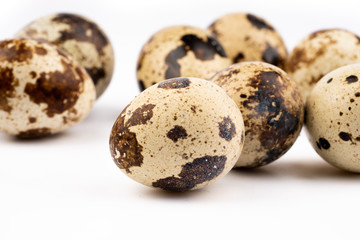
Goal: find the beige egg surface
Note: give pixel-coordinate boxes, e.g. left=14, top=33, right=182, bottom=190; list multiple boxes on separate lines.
left=211, top=62, right=304, bottom=168
left=109, top=77, right=245, bottom=192
left=15, top=13, right=114, bottom=99
left=305, top=63, right=360, bottom=173
left=0, top=38, right=96, bottom=138
left=136, top=25, right=232, bottom=91
left=208, top=12, right=287, bottom=69
left=286, top=29, right=360, bottom=101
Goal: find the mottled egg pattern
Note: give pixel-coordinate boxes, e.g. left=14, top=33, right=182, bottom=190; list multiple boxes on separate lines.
left=0, top=38, right=96, bottom=138
left=15, top=13, right=114, bottom=99
left=136, top=26, right=232, bottom=91
left=211, top=62, right=304, bottom=168
left=208, top=13, right=287, bottom=69
left=286, top=29, right=360, bottom=101
left=110, top=78, right=245, bottom=191
left=305, top=63, right=360, bottom=172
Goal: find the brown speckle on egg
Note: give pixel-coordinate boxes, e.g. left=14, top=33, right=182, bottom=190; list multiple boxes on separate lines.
left=136, top=26, right=231, bottom=91
left=15, top=13, right=114, bottom=99
left=211, top=62, right=304, bottom=168
left=305, top=63, right=360, bottom=172
left=208, top=13, right=287, bottom=68
left=286, top=29, right=360, bottom=101
left=0, top=38, right=96, bottom=138
left=110, top=77, right=245, bottom=191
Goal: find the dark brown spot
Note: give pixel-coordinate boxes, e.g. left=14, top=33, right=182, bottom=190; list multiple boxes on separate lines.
left=218, top=117, right=236, bottom=141
left=138, top=80, right=146, bottom=92
left=340, top=112, right=343, bottom=116
left=181, top=34, right=226, bottom=59
left=355, top=92, right=360, bottom=97
left=246, top=14, right=274, bottom=30
left=85, top=66, right=105, bottom=85
left=327, top=78, right=333, bottom=83
left=164, top=46, right=187, bottom=79
left=158, top=78, right=190, bottom=89
left=35, top=46, right=47, bottom=55
left=346, top=75, right=358, bottom=84
left=339, top=132, right=352, bottom=141
left=52, top=13, right=109, bottom=55
left=126, top=104, right=156, bottom=128
left=262, top=44, right=284, bottom=68
left=356, top=137, right=360, bottom=141
left=350, top=98, right=355, bottom=103
left=0, top=39, right=33, bottom=63
left=28, top=117, right=37, bottom=123
left=233, top=52, right=245, bottom=63
left=110, top=104, right=155, bottom=174
left=152, top=155, right=227, bottom=192
left=190, top=105, right=196, bottom=113
left=24, top=59, right=84, bottom=117
left=317, top=138, right=331, bottom=150
left=0, top=67, right=19, bottom=113
left=240, top=94, right=247, bottom=98
left=167, top=125, right=188, bottom=143
left=16, top=128, right=51, bottom=138
left=164, top=34, right=226, bottom=79
left=244, top=71, right=302, bottom=165
left=29, top=71, right=37, bottom=79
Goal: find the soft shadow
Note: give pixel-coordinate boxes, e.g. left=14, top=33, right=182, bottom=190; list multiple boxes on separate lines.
left=0, top=131, right=71, bottom=144
left=231, top=159, right=360, bottom=180
left=141, top=186, right=212, bottom=200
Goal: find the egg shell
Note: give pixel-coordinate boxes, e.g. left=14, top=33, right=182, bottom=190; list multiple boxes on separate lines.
left=208, top=13, right=287, bottom=68
left=136, top=25, right=232, bottom=91
left=211, top=62, right=304, bottom=168
left=109, top=77, right=245, bottom=191
left=0, top=38, right=96, bottom=138
left=286, top=29, right=360, bottom=101
left=15, top=13, right=114, bottom=99
left=305, top=63, right=360, bottom=172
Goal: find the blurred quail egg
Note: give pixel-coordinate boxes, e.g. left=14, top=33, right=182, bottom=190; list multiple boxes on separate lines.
left=208, top=12, right=287, bottom=68
left=305, top=63, right=360, bottom=172
left=211, top=62, right=304, bottom=168
left=15, top=13, right=114, bottom=99
left=0, top=38, right=96, bottom=138
left=286, top=29, right=360, bottom=101
left=110, top=77, right=245, bottom=191
left=136, top=25, right=231, bottom=91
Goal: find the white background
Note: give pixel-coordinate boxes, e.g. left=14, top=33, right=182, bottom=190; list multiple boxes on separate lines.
left=1, top=0, right=360, bottom=239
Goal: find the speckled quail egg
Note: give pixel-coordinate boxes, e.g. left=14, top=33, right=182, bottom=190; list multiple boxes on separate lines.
left=0, top=38, right=96, bottom=138
left=136, top=26, right=232, bottom=91
left=208, top=12, right=287, bottom=69
left=15, top=13, right=114, bottom=99
left=286, top=29, right=360, bottom=101
left=305, top=63, right=360, bottom=172
left=211, top=62, right=304, bottom=168
left=110, top=77, right=245, bottom=191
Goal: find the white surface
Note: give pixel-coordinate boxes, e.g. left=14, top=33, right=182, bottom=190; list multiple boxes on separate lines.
left=1, top=0, right=360, bottom=239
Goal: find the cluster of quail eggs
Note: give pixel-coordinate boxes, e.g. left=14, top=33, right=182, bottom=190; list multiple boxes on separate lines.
left=3, top=11, right=360, bottom=193
left=0, top=13, right=114, bottom=138
left=110, top=12, right=360, bottom=192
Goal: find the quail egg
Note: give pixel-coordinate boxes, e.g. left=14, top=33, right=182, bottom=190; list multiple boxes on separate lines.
left=286, top=29, right=360, bottom=101
left=211, top=62, right=304, bottom=168
left=0, top=38, right=96, bottom=138
left=110, top=77, right=245, bottom=191
left=136, top=25, right=231, bottom=91
left=305, top=63, right=360, bottom=172
left=15, top=13, right=114, bottom=99
left=208, top=12, right=287, bottom=68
